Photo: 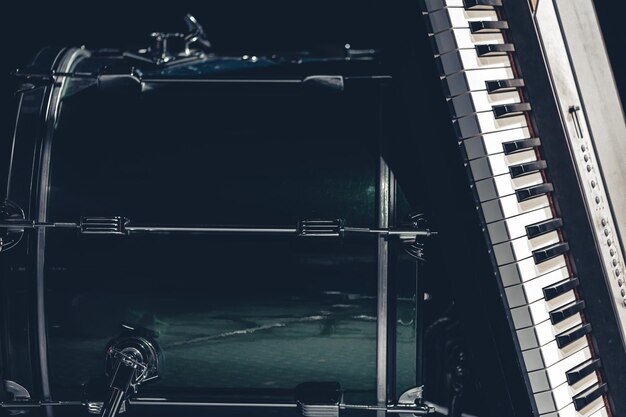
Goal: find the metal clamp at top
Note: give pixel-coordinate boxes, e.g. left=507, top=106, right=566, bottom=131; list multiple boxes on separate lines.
left=133, top=14, right=212, bottom=65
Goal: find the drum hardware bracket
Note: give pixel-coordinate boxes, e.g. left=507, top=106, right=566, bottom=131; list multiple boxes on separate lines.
left=91, top=326, right=161, bottom=417
left=295, top=382, right=435, bottom=417
left=97, top=67, right=143, bottom=91
left=3, top=380, right=30, bottom=402
left=0, top=213, right=436, bottom=251
left=398, top=386, right=424, bottom=405
left=133, top=13, right=212, bottom=66
left=0, top=214, right=437, bottom=244
left=12, top=68, right=96, bottom=82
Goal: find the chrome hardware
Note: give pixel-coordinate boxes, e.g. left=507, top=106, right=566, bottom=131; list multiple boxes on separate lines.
left=80, top=217, right=128, bottom=235
left=87, top=401, right=126, bottom=415
left=398, top=386, right=424, bottom=405
left=97, top=327, right=161, bottom=417
left=0, top=200, right=26, bottom=253
left=183, top=14, right=212, bottom=55
left=3, top=380, right=30, bottom=401
left=399, top=213, right=434, bottom=261
left=297, top=220, right=344, bottom=237
left=139, top=14, right=212, bottom=65
left=149, top=32, right=185, bottom=64
left=295, top=382, right=434, bottom=417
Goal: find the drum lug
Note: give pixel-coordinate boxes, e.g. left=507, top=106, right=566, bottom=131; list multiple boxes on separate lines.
left=3, top=380, right=31, bottom=402
left=297, top=219, right=344, bottom=237
left=80, top=216, right=129, bottom=235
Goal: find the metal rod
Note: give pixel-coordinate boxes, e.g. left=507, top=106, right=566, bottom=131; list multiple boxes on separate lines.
left=100, top=389, right=125, bottom=417
left=0, top=222, right=433, bottom=235
left=129, top=400, right=430, bottom=414
left=376, top=152, right=391, bottom=412
left=415, top=260, right=424, bottom=402
left=144, top=78, right=302, bottom=84
left=387, top=167, right=398, bottom=405
left=343, top=404, right=431, bottom=415
left=1, top=401, right=83, bottom=408
left=126, top=226, right=297, bottom=234
left=1, top=400, right=432, bottom=415
left=129, top=400, right=297, bottom=408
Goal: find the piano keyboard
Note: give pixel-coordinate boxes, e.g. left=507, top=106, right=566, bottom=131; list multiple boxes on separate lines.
left=421, top=1, right=623, bottom=416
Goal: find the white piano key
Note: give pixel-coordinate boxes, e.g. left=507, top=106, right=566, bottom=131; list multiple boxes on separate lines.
left=428, top=8, right=499, bottom=33
left=587, top=406, right=609, bottom=417
left=454, top=112, right=528, bottom=139
left=463, top=127, right=532, bottom=159
left=452, top=90, right=521, bottom=118
left=505, top=267, right=571, bottom=308
left=518, top=290, right=576, bottom=326
left=438, top=48, right=512, bottom=75
left=468, top=149, right=537, bottom=180
left=499, top=254, right=567, bottom=286
left=433, top=28, right=505, bottom=55
left=476, top=172, right=544, bottom=202
left=534, top=373, right=598, bottom=414
left=493, top=231, right=560, bottom=266
left=432, top=28, right=510, bottom=56
left=487, top=206, right=553, bottom=245
left=444, top=67, right=515, bottom=96
left=482, top=194, right=550, bottom=223
left=527, top=346, right=592, bottom=393
left=522, top=333, right=589, bottom=371
left=517, top=312, right=582, bottom=350
left=541, top=397, right=605, bottom=417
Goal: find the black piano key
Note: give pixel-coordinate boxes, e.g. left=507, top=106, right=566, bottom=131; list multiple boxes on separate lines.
left=510, top=160, right=547, bottom=178
left=533, top=242, right=569, bottom=264
left=493, top=102, right=532, bottom=119
left=526, top=218, right=563, bottom=239
left=422, top=0, right=446, bottom=12
left=469, top=20, right=510, bottom=34
left=543, top=277, right=580, bottom=301
left=556, top=323, right=592, bottom=349
left=502, top=137, right=540, bottom=154
left=567, top=358, right=602, bottom=386
left=464, top=0, right=503, bottom=9
left=550, top=300, right=586, bottom=325
left=476, top=43, right=516, bottom=57
left=486, top=78, right=524, bottom=93
left=573, top=383, right=608, bottom=411
left=516, top=183, right=554, bottom=202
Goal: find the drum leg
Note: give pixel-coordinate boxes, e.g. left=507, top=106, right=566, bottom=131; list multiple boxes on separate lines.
left=86, top=327, right=161, bottom=417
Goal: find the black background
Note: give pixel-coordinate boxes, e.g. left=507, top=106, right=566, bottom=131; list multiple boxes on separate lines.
left=1, top=1, right=625, bottom=124
left=1, top=0, right=624, bottom=172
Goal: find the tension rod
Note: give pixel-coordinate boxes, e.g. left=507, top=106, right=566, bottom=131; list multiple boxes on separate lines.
left=0, top=218, right=437, bottom=238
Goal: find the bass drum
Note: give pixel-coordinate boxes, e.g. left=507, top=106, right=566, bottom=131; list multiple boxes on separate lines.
left=1, top=28, right=428, bottom=417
